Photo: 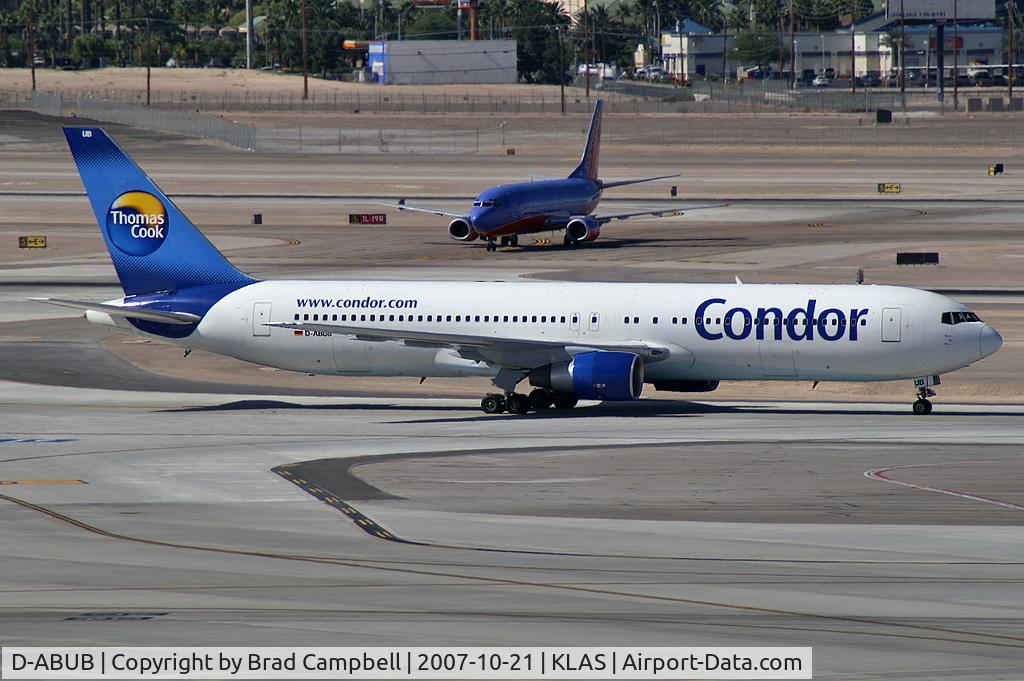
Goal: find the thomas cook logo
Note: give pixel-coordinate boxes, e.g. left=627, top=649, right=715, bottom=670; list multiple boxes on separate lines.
left=106, top=191, right=168, bottom=256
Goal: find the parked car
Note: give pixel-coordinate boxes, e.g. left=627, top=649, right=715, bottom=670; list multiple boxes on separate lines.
left=812, top=74, right=831, bottom=87
left=860, top=74, right=882, bottom=87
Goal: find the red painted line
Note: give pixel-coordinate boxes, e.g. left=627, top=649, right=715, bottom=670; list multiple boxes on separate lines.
left=864, top=462, right=1024, bottom=511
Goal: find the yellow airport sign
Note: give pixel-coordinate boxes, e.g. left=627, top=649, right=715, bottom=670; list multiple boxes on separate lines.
left=877, top=183, right=901, bottom=194
left=19, top=236, right=47, bottom=248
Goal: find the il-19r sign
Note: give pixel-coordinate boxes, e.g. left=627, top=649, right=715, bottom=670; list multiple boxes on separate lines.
left=888, top=0, right=995, bottom=21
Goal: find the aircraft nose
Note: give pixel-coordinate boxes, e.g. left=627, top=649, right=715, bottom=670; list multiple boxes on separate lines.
left=979, top=324, right=1003, bottom=359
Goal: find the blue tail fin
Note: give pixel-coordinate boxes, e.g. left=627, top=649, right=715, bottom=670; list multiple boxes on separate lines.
left=568, top=99, right=603, bottom=181
left=64, top=127, right=256, bottom=296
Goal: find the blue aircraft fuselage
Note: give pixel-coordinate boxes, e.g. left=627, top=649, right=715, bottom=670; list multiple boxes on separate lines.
left=469, top=178, right=602, bottom=237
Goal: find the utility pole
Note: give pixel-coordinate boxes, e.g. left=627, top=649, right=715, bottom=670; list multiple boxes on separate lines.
left=558, top=25, right=565, bottom=114
left=899, top=0, right=906, bottom=108
left=29, top=0, right=36, bottom=92
left=1010, top=2, right=1016, bottom=102
left=850, top=0, right=857, bottom=92
left=245, top=0, right=254, bottom=68
left=789, top=0, right=795, bottom=87
left=301, top=0, right=309, bottom=99
left=952, top=0, right=958, bottom=110
left=145, top=18, right=151, bottom=106
left=583, top=0, right=590, bottom=102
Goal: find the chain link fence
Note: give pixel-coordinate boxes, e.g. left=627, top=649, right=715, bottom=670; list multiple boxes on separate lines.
left=31, top=91, right=64, bottom=117
left=73, top=96, right=255, bottom=150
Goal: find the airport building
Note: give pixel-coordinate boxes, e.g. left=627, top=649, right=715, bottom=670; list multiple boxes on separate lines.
left=660, top=13, right=1007, bottom=81
left=367, top=39, right=517, bottom=85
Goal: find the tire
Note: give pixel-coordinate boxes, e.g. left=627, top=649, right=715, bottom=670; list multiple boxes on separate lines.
left=552, top=393, right=578, bottom=409
left=481, top=394, right=505, bottom=414
left=912, top=399, right=933, bottom=415
left=529, top=389, right=554, bottom=409
left=507, top=393, right=531, bottom=414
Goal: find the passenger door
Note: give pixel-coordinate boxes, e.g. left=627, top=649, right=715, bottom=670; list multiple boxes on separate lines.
left=252, top=302, right=272, bottom=337
left=881, top=307, right=902, bottom=342
left=588, top=312, right=600, bottom=332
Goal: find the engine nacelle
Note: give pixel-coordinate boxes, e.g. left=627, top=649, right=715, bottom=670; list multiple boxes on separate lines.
left=448, top=219, right=478, bottom=242
left=528, top=351, right=644, bottom=401
left=652, top=380, right=720, bottom=393
left=565, top=216, right=601, bottom=243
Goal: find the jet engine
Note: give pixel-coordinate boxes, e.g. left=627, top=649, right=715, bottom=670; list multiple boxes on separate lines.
left=652, top=380, right=720, bottom=393
left=565, top=216, right=601, bottom=244
left=448, top=219, right=478, bottom=241
left=528, top=351, right=644, bottom=401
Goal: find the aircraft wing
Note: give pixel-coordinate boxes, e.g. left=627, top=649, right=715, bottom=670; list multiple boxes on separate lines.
left=31, top=298, right=201, bottom=325
left=593, top=203, right=726, bottom=224
left=600, top=173, right=680, bottom=189
left=268, top=321, right=673, bottom=368
left=380, top=201, right=468, bottom=219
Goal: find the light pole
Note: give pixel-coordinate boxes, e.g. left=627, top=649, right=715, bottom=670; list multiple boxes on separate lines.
left=583, top=0, right=590, bottom=103
left=301, top=0, right=308, bottom=99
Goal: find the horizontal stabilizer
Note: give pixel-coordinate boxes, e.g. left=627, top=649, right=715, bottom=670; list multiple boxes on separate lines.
left=32, top=298, right=201, bottom=325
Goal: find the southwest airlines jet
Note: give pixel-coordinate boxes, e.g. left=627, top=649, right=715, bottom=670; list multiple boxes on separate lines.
left=42, top=127, right=1001, bottom=416
left=389, top=100, right=688, bottom=251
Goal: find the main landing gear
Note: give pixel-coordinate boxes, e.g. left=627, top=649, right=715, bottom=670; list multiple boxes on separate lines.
left=911, top=375, right=939, bottom=415
left=480, top=389, right=578, bottom=415
left=485, top=235, right=519, bottom=252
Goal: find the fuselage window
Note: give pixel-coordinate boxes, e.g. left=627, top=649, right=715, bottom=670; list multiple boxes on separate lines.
left=624, top=316, right=630, bottom=324
left=294, top=313, right=299, bottom=321
left=426, top=315, right=432, bottom=322
left=475, top=315, right=481, bottom=322
left=504, top=315, right=509, bottom=322
left=313, top=314, right=319, bottom=321
left=332, top=314, right=338, bottom=321
left=672, top=317, right=677, bottom=324
left=653, top=317, right=658, bottom=324
left=341, top=314, right=348, bottom=321
left=360, top=314, right=366, bottom=321
left=681, top=317, right=688, bottom=325
left=591, top=315, right=598, bottom=324
left=303, top=314, right=309, bottom=321
left=532, top=315, right=538, bottom=322
left=484, top=315, right=490, bottom=322
left=541, top=316, right=547, bottom=323
left=446, top=315, right=452, bottom=322
left=860, top=318, right=866, bottom=326
left=388, top=314, right=394, bottom=321
left=455, top=315, right=461, bottom=322
left=513, top=316, right=518, bottom=322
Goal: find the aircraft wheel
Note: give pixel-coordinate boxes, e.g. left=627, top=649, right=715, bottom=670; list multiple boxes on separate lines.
left=552, top=393, right=578, bottom=409
left=529, top=389, right=554, bottom=409
left=510, top=235, right=519, bottom=247
left=481, top=394, right=506, bottom=414
left=500, top=236, right=510, bottom=247
left=506, top=393, right=531, bottom=414
left=912, top=399, right=933, bottom=415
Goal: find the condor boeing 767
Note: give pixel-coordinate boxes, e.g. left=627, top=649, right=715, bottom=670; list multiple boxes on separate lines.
left=40, top=127, right=1001, bottom=415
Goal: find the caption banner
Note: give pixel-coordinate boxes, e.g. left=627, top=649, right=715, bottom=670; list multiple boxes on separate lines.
left=0, top=647, right=811, bottom=680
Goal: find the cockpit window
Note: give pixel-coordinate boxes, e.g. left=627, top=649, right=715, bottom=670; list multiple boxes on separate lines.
left=941, top=311, right=982, bottom=325
left=473, top=201, right=482, bottom=207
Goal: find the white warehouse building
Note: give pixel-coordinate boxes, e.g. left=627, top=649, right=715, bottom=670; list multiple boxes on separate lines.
left=660, top=13, right=1007, bottom=81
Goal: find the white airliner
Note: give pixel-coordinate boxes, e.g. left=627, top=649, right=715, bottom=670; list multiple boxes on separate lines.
left=42, top=127, right=1002, bottom=415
